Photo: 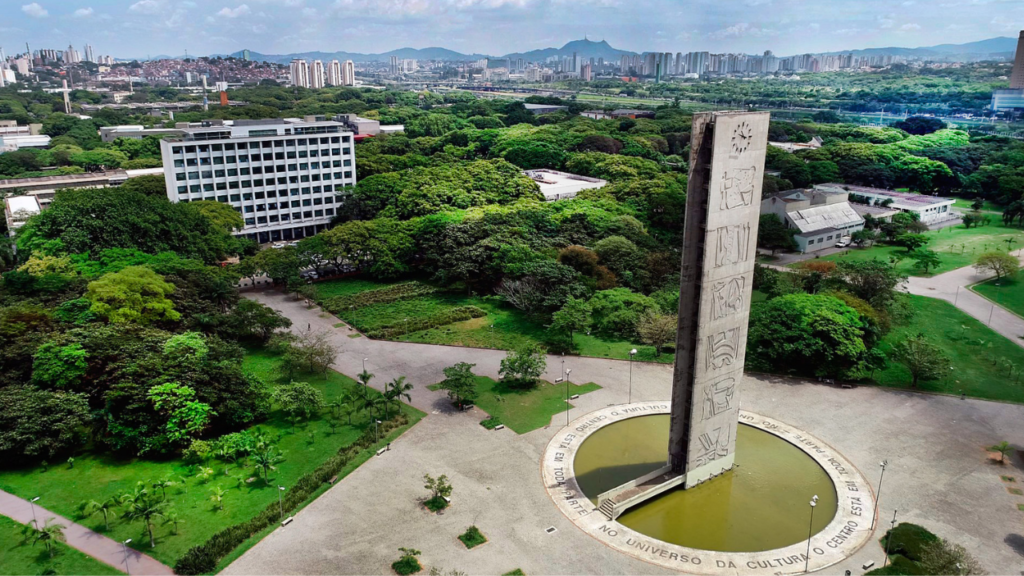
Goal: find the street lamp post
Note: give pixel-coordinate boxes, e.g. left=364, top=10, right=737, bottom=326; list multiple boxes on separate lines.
left=122, top=539, right=132, bottom=576
left=805, top=495, right=818, bottom=573
left=277, top=486, right=286, bottom=519
left=628, top=349, right=637, bottom=404
left=29, top=496, right=39, bottom=529
left=375, top=419, right=382, bottom=443
left=872, top=460, right=888, bottom=531
left=883, top=509, right=898, bottom=567
left=565, top=369, right=572, bottom=427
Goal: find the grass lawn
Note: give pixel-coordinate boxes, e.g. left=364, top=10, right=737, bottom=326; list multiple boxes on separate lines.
left=810, top=222, right=1024, bottom=277
left=0, top=515, right=121, bottom=576
left=952, top=197, right=1002, bottom=215
left=434, top=376, right=601, bottom=434
left=0, top=349, right=424, bottom=569
left=314, top=278, right=673, bottom=363
left=871, top=295, right=1024, bottom=402
left=972, top=274, right=1024, bottom=318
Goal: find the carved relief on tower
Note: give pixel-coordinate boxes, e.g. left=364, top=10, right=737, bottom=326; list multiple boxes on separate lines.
left=713, top=223, right=751, bottom=268
left=706, top=327, right=741, bottom=371
left=709, top=275, right=746, bottom=320
left=718, top=167, right=757, bottom=210
left=692, top=423, right=733, bottom=467
left=700, top=375, right=736, bottom=422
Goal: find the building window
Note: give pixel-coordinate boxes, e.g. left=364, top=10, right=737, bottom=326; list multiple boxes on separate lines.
left=177, top=185, right=186, bottom=193
left=245, top=218, right=255, bottom=225
left=176, top=173, right=186, bottom=181
left=217, top=195, right=228, bottom=202
left=230, top=194, right=241, bottom=202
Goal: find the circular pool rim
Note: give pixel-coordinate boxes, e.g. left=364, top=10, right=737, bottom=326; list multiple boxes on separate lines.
left=540, top=402, right=876, bottom=575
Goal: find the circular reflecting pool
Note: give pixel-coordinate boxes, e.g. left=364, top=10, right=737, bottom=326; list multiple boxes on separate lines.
left=574, top=414, right=838, bottom=553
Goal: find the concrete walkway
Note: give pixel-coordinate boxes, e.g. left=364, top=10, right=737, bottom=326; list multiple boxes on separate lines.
left=905, top=263, right=1024, bottom=348
left=0, top=489, right=174, bottom=575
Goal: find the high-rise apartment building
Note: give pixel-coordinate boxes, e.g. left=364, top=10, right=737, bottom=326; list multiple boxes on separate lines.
left=84, top=44, right=94, bottom=63
left=159, top=118, right=357, bottom=244
left=327, top=60, right=343, bottom=86
left=581, top=63, right=592, bottom=82
left=342, top=60, right=355, bottom=86
left=389, top=56, right=399, bottom=75
left=1011, top=31, right=1024, bottom=90
left=310, top=60, right=326, bottom=89
left=289, top=59, right=309, bottom=88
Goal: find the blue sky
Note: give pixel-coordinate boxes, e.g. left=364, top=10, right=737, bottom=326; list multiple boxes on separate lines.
left=5, top=0, right=1023, bottom=58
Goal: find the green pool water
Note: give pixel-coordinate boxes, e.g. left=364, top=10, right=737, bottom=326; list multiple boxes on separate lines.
left=574, top=415, right=838, bottom=553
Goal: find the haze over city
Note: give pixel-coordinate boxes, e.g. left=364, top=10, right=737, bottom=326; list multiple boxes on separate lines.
left=6, top=0, right=1024, bottom=58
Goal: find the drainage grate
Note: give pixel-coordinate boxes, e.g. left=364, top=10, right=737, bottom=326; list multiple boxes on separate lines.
left=545, top=526, right=557, bottom=534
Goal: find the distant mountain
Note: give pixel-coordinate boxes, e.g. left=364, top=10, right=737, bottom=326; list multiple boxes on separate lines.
left=200, top=36, right=1017, bottom=65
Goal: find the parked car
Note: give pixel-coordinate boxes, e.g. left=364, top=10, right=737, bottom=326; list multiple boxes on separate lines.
left=271, top=243, right=286, bottom=249
left=834, top=237, right=851, bottom=248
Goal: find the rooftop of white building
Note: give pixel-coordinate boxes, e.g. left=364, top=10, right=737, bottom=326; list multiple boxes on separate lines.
left=524, top=169, right=607, bottom=201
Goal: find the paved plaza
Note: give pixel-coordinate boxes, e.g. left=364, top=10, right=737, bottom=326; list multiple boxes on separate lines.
left=224, top=289, right=1024, bottom=575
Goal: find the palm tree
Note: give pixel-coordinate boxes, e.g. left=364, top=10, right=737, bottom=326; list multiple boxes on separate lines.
left=990, top=441, right=1013, bottom=464
left=360, top=394, right=385, bottom=420
left=383, top=376, right=414, bottom=419
left=29, top=519, right=67, bottom=559
left=152, top=479, right=175, bottom=500
left=357, top=370, right=374, bottom=397
left=122, top=488, right=168, bottom=548
left=252, top=446, right=285, bottom=483
left=163, top=509, right=184, bottom=535
left=82, top=497, right=119, bottom=531
left=209, top=487, right=227, bottom=511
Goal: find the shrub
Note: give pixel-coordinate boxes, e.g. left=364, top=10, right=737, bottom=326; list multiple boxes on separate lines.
left=424, top=496, right=448, bottom=512
left=881, top=523, right=940, bottom=563
left=367, top=306, right=487, bottom=339
left=458, top=525, right=487, bottom=549
left=322, top=282, right=438, bottom=314
left=480, top=417, right=502, bottom=429
left=865, top=554, right=926, bottom=575
left=392, top=548, right=422, bottom=575
left=175, top=412, right=410, bottom=574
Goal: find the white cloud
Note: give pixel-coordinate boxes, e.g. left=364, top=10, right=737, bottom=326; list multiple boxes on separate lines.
left=74, top=7, right=94, bottom=17
left=216, top=4, right=251, bottom=17
left=708, top=22, right=776, bottom=40
left=301, top=6, right=317, bottom=16
left=878, top=14, right=895, bottom=28
left=128, top=0, right=161, bottom=14
left=900, top=23, right=921, bottom=30
left=21, top=3, right=48, bottom=17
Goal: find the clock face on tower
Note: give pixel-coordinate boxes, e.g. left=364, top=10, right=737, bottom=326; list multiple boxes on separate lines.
left=731, top=121, right=753, bottom=154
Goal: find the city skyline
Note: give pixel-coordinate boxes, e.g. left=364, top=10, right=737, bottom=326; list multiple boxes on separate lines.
left=5, top=0, right=1024, bottom=61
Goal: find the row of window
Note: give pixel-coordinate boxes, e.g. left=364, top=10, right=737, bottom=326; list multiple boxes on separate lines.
left=175, top=172, right=353, bottom=189
left=176, top=184, right=349, bottom=195
left=241, top=198, right=333, bottom=211
left=175, top=163, right=351, bottom=179
left=171, top=136, right=349, bottom=155
left=242, top=209, right=334, bottom=226
left=172, top=149, right=351, bottom=167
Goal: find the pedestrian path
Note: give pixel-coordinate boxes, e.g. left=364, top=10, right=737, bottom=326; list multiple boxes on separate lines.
left=905, top=262, right=1024, bottom=349
left=0, top=489, right=174, bottom=575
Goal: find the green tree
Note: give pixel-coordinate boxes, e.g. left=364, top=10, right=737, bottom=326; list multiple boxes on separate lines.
left=757, top=214, right=797, bottom=255
left=383, top=376, right=413, bottom=419
left=0, top=387, right=90, bottom=462
left=82, top=497, right=119, bottom=531
left=989, top=440, right=1012, bottom=464
left=908, top=249, right=941, bottom=273
left=550, top=297, right=592, bottom=349
left=587, top=288, right=659, bottom=338
left=499, top=345, right=547, bottom=389
left=163, top=508, right=184, bottom=535
left=147, top=382, right=216, bottom=449
left=27, top=518, right=67, bottom=559
left=974, top=251, right=1019, bottom=280
left=918, top=539, right=983, bottom=575
left=593, top=236, right=641, bottom=281
left=228, top=299, right=292, bottom=342
left=439, top=362, right=478, bottom=408
left=32, top=342, right=88, bottom=389
left=85, top=266, right=180, bottom=324
left=635, top=310, right=677, bottom=356
left=894, top=233, right=929, bottom=252
left=272, top=382, right=325, bottom=423
left=121, top=484, right=168, bottom=548
left=191, top=200, right=245, bottom=233
left=890, top=334, right=950, bottom=388
left=252, top=445, right=285, bottom=483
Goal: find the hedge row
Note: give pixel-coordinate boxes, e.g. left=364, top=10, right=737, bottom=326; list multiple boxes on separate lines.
left=174, top=413, right=411, bottom=575
left=323, top=282, right=437, bottom=314
left=367, top=306, right=487, bottom=339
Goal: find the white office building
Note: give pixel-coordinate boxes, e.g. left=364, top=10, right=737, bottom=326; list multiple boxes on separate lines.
left=289, top=59, right=309, bottom=88
left=310, top=60, right=326, bottom=89
left=159, top=118, right=356, bottom=244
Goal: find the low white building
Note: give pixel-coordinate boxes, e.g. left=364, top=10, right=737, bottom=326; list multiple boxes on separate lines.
left=761, top=188, right=865, bottom=253
left=4, top=195, right=41, bottom=236
left=814, top=183, right=956, bottom=224
left=524, top=169, right=607, bottom=201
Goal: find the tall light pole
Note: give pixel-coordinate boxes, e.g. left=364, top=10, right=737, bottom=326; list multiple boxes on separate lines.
left=883, top=509, right=898, bottom=567
left=375, top=419, right=382, bottom=443
left=29, top=496, right=39, bottom=528
left=628, top=349, right=637, bottom=404
left=565, top=369, right=572, bottom=427
left=122, top=539, right=132, bottom=576
left=872, top=460, right=888, bottom=531
left=805, top=495, right=818, bottom=573
left=277, top=486, right=286, bottom=519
